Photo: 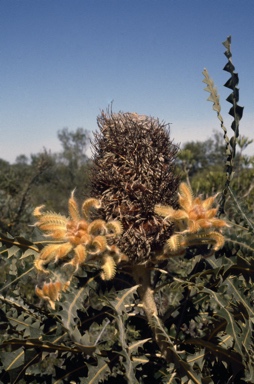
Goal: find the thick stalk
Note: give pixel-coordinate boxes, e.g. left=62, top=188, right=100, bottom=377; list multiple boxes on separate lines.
left=132, top=265, right=173, bottom=362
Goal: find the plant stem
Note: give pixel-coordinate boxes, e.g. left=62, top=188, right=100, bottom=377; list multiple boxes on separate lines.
left=132, top=264, right=173, bottom=362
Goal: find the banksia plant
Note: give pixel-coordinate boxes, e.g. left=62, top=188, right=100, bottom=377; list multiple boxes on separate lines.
left=91, top=111, right=180, bottom=264
left=90, top=111, right=231, bottom=370
left=90, top=110, right=181, bottom=366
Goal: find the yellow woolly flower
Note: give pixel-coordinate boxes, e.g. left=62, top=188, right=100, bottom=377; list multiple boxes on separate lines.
left=34, top=191, right=124, bottom=276
left=100, top=255, right=117, bottom=280
left=35, top=281, right=70, bottom=310
left=155, top=183, right=228, bottom=258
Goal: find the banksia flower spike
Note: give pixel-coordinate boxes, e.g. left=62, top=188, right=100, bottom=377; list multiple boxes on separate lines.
left=91, top=111, right=179, bottom=263
left=155, top=182, right=229, bottom=257
left=34, top=191, right=124, bottom=297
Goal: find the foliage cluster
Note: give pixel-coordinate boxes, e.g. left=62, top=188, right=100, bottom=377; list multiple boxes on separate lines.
left=1, top=37, right=254, bottom=384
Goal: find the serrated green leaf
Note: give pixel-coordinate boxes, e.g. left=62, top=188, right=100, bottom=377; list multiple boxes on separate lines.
left=57, top=284, right=89, bottom=331
left=0, top=338, right=80, bottom=353
left=86, top=357, right=111, bottom=384
left=7, top=245, right=21, bottom=258
left=0, top=346, right=24, bottom=369
left=20, top=247, right=38, bottom=259
left=186, top=337, right=244, bottom=374
left=105, top=285, right=139, bottom=315
left=129, top=337, right=151, bottom=355
left=202, top=286, right=243, bottom=355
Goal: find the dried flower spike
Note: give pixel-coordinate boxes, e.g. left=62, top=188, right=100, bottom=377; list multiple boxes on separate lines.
left=91, top=111, right=179, bottom=263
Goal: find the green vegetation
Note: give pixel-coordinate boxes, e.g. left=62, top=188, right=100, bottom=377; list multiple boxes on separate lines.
left=1, top=36, right=254, bottom=384
left=0, top=127, right=92, bottom=236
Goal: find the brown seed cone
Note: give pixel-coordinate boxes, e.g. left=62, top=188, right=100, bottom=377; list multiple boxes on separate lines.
left=90, top=111, right=179, bottom=263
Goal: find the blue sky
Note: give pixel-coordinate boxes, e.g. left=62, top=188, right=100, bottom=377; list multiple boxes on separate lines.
left=1, top=0, right=254, bottom=163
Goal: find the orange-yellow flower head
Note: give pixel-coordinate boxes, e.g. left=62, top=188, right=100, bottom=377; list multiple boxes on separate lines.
left=34, top=191, right=124, bottom=299
left=155, top=183, right=229, bottom=258
left=35, top=281, right=70, bottom=310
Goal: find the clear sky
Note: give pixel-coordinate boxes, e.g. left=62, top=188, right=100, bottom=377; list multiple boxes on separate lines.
left=1, top=0, right=254, bottom=163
